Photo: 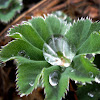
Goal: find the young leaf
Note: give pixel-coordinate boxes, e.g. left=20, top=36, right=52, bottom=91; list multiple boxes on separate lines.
left=29, top=17, right=51, bottom=41
left=42, top=66, right=69, bottom=100
left=65, top=18, right=92, bottom=50
left=45, top=15, right=61, bottom=35
left=45, top=15, right=67, bottom=36
left=8, top=24, right=44, bottom=50
left=29, top=15, right=68, bottom=41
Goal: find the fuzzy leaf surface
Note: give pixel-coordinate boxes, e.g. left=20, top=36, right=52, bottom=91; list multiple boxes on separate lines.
left=72, top=55, right=100, bottom=79
left=45, top=15, right=67, bottom=36
left=88, top=22, right=100, bottom=35
left=65, top=19, right=92, bottom=50
left=42, top=66, right=69, bottom=100
left=65, top=67, right=94, bottom=83
left=0, top=39, right=44, bottom=61
left=77, top=31, right=100, bottom=54
left=29, top=17, right=51, bottom=41
left=29, top=15, right=68, bottom=41
left=16, top=57, right=50, bottom=95
left=8, top=24, right=44, bottom=50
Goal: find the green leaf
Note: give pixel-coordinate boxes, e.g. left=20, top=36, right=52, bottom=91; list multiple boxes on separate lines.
left=65, top=67, right=94, bottom=83
left=77, top=82, right=100, bottom=100
left=16, top=57, right=50, bottom=95
left=8, top=23, right=44, bottom=50
left=0, top=39, right=44, bottom=62
left=71, top=55, right=100, bottom=80
left=77, top=31, right=100, bottom=54
left=42, top=66, right=69, bottom=100
left=65, top=18, right=92, bottom=50
left=0, top=0, right=22, bottom=23
left=29, top=17, right=51, bottom=41
left=45, top=15, right=67, bottom=36
left=88, top=22, right=100, bottom=35
left=45, top=15, right=61, bottom=35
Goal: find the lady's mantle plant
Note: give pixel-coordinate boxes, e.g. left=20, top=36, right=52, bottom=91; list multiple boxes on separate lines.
left=0, top=14, right=100, bottom=100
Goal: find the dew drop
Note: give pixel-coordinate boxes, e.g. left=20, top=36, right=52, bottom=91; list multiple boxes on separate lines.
left=49, top=71, right=60, bottom=86
left=18, top=50, right=26, bottom=57
left=18, top=50, right=30, bottom=59
left=24, top=55, right=30, bottom=59
left=88, top=92, right=94, bottom=97
left=29, top=81, right=34, bottom=86
left=85, top=53, right=95, bottom=62
left=86, top=54, right=94, bottom=59
left=89, top=72, right=93, bottom=78
left=43, top=35, right=76, bottom=67
left=61, top=67, right=66, bottom=72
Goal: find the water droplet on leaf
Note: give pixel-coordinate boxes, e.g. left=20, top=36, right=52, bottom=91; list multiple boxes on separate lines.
left=18, top=50, right=26, bottom=57
left=18, top=50, right=30, bottom=59
left=84, top=53, right=95, bottom=62
left=86, top=54, right=94, bottom=59
left=89, top=72, right=93, bottom=78
left=29, top=81, right=34, bottom=86
left=88, top=92, right=94, bottom=97
left=43, top=35, right=76, bottom=67
left=49, top=71, right=60, bottom=86
left=61, top=67, right=66, bottom=72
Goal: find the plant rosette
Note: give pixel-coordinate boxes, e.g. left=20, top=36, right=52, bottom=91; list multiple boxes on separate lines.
left=0, top=14, right=100, bottom=100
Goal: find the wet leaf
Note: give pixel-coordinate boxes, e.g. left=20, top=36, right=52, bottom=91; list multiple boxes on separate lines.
left=16, top=57, right=50, bottom=95
left=42, top=66, right=69, bottom=100
left=77, top=82, right=100, bottom=100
